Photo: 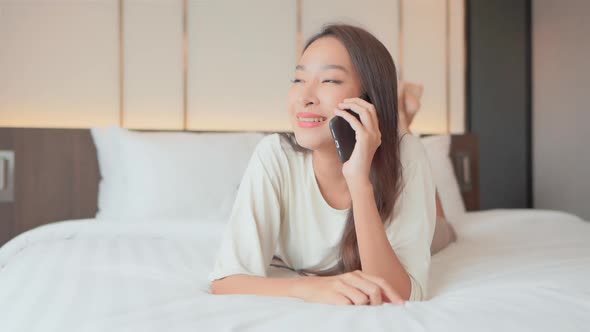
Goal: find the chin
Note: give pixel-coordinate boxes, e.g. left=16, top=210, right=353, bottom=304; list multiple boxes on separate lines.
left=292, top=126, right=334, bottom=151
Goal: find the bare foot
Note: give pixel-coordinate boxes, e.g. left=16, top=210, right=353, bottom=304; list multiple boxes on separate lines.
left=398, top=81, right=424, bottom=133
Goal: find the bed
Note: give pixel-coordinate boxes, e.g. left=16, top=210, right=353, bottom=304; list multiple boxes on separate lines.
left=0, top=127, right=588, bottom=332
left=0, top=208, right=589, bottom=331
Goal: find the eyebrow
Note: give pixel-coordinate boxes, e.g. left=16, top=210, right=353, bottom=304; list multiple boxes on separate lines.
left=295, top=64, right=349, bottom=73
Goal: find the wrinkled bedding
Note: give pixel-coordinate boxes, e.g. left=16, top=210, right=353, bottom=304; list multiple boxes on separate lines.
left=0, top=209, right=589, bottom=332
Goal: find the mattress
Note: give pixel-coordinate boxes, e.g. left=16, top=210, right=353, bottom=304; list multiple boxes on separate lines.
left=0, top=209, right=589, bottom=332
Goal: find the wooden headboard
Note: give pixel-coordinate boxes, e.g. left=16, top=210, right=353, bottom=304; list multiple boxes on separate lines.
left=0, top=127, right=479, bottom=246
left=448, top=133, right=480, bottom=213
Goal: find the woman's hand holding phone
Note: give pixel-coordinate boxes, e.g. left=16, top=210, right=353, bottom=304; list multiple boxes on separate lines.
left=333, top=94, right=382, bottom=191
left=292, top=270, right=405, bottom=306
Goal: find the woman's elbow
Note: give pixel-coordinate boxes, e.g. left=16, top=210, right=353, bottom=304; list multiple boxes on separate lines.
left=210, top=276, right=238, bottom=295
left=210, top=280, right=220, bottom=295
left=210, top=279, right=227, bottom=295
left=209, top=274, right=268, bottom=296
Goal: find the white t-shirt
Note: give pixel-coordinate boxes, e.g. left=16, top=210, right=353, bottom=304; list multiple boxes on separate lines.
left=208, top=132, right=436, bottom=301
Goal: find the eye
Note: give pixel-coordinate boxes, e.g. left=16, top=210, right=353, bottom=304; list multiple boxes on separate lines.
left=323, top=80, right=342, bottom=84
left=290, top=78, right=302, bottom=83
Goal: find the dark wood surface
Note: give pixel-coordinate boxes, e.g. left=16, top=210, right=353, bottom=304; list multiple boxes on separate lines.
left=0, top=128, right=100, bottom=247
left=0, top=129, right=14, bottom=246
left=450, top=134, right=480, bottom=211
left=0, top=128, right=480, bottom=247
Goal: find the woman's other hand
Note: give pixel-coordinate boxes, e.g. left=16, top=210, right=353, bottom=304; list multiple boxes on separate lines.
left=293, top=270, right=405, bottom=306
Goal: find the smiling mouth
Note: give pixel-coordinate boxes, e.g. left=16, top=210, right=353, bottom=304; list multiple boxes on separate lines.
left=297, top=116, right=327, bottom=123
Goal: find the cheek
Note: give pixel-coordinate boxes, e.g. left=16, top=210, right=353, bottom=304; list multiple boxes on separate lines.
left=322, top=95, right=343, bottom=117
left=286, top=88, right=298, bottom=111
left=320, top=90, right=351, bottom=107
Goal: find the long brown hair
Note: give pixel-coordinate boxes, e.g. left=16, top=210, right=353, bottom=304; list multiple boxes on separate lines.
left=278, top=23, right=404, bottom=276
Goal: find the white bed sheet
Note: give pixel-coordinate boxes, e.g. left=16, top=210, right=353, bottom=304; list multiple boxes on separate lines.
left=0, top=209, right=589, bottom=332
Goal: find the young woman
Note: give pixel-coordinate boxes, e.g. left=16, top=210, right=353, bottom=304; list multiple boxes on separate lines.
left=208, top=24, right=436, bottom=306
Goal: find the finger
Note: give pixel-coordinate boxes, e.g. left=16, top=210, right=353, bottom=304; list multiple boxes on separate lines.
left=334, top=279, right=370, bottom=306
left=333, top=294, right=353, bottom=306
left=341, top=273, right=383, bottom=305
left=337, top=102, right=376, bottom=133
left=343, top=97, right=373, bottom=111
left=357, top=272, right=405, bottom=305
left=342, top=98, right=380, bottom=130
left=341, top=273, right=381, bottom=306
left=334, top=108, right=366, bottom=135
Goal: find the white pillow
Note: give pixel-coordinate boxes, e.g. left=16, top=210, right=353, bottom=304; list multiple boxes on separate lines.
left=90, top=126, right=265, bottom=222
left=419, top=135, right=466, bottom=221
left=90, top=126, right=127, bottom=220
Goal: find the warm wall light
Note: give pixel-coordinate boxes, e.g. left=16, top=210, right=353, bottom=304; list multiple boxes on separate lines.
left=408, top=98, right=454, bottom=135
left=0, top=110, right=119, bottom=129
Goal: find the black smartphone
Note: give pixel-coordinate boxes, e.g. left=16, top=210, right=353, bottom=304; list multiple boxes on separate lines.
left=329, top=92, right=371, bottom=163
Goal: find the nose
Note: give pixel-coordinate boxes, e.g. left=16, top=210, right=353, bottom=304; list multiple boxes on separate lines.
left=296, top=81, right=320, bottom=107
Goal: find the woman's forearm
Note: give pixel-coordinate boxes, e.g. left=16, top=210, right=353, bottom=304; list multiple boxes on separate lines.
left=350, top=181, right=412, bottom=301
left=210, top=274, right=312, bottom=299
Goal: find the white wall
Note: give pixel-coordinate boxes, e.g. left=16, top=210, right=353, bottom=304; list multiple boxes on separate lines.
left=0, top=0, right=465, bottom=134
left=187, top=0, right=297, bottom=132
left=533, top=0, right=590, bottom=220
left=0, top=0, right=120, bottom=128
left=123, top=0, right=184, bottom=129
